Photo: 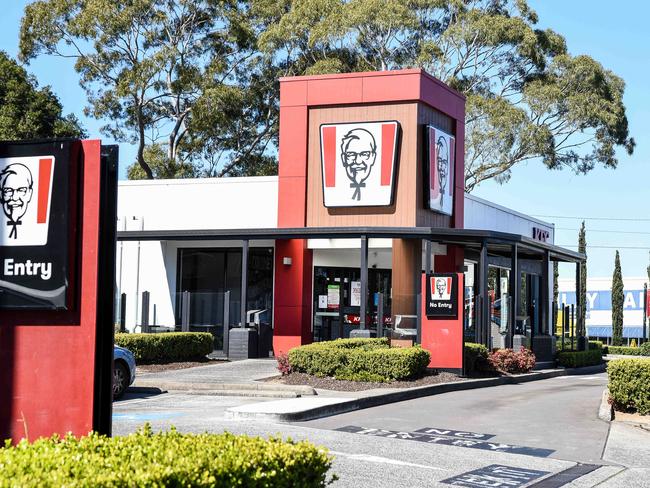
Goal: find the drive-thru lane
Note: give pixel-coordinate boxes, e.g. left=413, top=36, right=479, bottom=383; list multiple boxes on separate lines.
left=113, top=373, right=643, bottom=487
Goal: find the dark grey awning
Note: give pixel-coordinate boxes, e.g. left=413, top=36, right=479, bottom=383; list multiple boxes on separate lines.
left=116, top=226, right=584, bottom=263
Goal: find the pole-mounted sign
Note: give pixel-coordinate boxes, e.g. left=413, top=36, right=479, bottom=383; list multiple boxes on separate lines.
left=0, top=141, right=75, bottom=309
left=425, top=273, right=458, bottom=317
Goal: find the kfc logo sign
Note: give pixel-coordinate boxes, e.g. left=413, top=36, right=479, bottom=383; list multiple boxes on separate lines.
left=320, top=121, right=400, bottom=207
left=426, top=126, right=455, bottom=216
left=0, top=141, right=74, bottom=310
left=0, top=156, right=54, bottom=246
left=431, top=276, right=452, bottom=301
left=425, top=273, right=458, bottom=317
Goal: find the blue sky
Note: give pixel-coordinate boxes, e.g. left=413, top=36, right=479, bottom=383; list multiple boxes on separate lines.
left=1, top=1, right=648, bottom=281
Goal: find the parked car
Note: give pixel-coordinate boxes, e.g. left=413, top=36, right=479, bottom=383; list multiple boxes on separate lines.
left=113, top=345, right=136, bottom=399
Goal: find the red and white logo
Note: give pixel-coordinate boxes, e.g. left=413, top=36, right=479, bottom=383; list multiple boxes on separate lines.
left=427, top=126, right=455, bottom=216
left=320, top=121, right=400, bottom=207
left=430, top=276, right=452, bottom=301
left=0, top=156, right=55, bottom=246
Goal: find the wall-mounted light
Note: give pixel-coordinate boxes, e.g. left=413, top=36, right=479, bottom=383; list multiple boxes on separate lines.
left=283, top=257, right=292, bottom=266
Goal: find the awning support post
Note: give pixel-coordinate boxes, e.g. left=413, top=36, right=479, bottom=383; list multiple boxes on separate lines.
left=509, top=244, right=518, bottom=349
left=478, top=241, right=489, bottom=347
left=240, top=239, right=249, bottom=328
left=360, top=235, right=368, bottom=330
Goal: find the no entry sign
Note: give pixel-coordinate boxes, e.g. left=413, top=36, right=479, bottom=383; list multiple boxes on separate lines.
left=0, top=141, right=75, bottom=309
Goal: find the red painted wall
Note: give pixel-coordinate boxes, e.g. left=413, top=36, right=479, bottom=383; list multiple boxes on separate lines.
left=420, top=273, right=465, bottom=371
left=0, top=140, right=102, bottom=442
left=273, top=69, right=466, bottom=354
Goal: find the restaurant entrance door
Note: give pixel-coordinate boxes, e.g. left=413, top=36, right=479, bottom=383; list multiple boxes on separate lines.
left=312, top=266, right=391, bottom=342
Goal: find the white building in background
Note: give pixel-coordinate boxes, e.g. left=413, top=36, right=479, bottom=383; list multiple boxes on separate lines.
left=558, top=276, right=648, bottom=343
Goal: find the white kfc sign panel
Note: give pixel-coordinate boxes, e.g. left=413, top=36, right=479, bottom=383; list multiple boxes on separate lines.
left=0, top=156, right=55, bottom=246
left=427, top=126, right=455, bottom=216
left=320, top=121, right=400, bottom=207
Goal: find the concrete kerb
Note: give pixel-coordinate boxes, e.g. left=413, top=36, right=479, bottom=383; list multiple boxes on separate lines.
left=226, top=364, right=607, bottom=422
left=132, top=379, right=316, bottom=398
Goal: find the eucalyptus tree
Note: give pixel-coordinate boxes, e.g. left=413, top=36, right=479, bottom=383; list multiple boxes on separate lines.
left=19, top=0, right=275, bottom=179
left=259, top=0, right=634, bottom=190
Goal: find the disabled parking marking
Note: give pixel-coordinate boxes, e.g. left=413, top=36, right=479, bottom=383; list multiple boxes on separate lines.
left=441, top=464, right=550, bottom=487
left=335, top=426, right=554, bottom=458
left=112, top=412, right=187, bottom=422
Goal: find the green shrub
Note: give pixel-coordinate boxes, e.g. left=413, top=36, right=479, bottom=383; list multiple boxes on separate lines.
left=556, top=348, right=603, bottom=368
left=608, top=358, right=650, bottom=415
left=115, top=332, right=213, bottom=363
left=640, top=342, right=650, bottom=356
left=607, top=346, right=642, bottom=356
left=288, top=338, right=429, bottom=382
left=464, top=342, right=489, bottom=374
left=0, top=425, right=334, bottom=487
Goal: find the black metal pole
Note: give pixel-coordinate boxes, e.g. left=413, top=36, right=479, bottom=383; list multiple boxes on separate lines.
left=377, top=293, right=384, bottom=339
left=120, top=293, right=126, bottom=333
left=541, top=251, right=550, bottom=336
left=223, top=290, right=230, bottom=356
left=360, top=235, right=368, bottom=330
left=240, top=239, right=249, bottom=328
left=425, top=240, right=432, bottom=274
left=141, top=291, right=150, bottom=333
left=509, top=244, right=518, bottom=349
left=479, top=241, right=489, bottom=346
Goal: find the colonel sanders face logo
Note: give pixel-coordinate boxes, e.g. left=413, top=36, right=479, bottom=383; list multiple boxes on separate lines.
left=436, top=136, right=449, bottom=206
left=435, top=278, right=448, bottom=298
left=341, top=128, right=377, bottom=201
left=0, top=163, right=34, bottom=240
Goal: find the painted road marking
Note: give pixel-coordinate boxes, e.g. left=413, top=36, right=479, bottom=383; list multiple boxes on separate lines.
left=113, top=412, right=186, bottom=422
left=328, top=450, right=445, bottom=471
left=528, top=463, right=601, bottom=488
left=335, top=426, right=554, bottom=458
left=441, top=464, right=549, bottom=487
left=412, top=427, right=495, bottom=440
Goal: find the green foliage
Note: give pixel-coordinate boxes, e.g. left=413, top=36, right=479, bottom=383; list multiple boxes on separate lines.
left=641, top=342, right=650, bottom=356
left=114, top=332, right=213, bottom=363
left=487, top=347, right=536, bottom=374
left=607, top=346, right=643, bottom=356
left=464, top=342, right=489, bottom=375
left=555, top=338, right=602, bottom=351
left=612, top=250, right=624, bottom=346
left=288, top=338, right=429, bottom=382
left=0, top=425, right=335, bottom=487
left=556, top=349, right=602, bottom=368
left=0, top=51, right=85, bottom=140
left=19, top=0, right=633, bottom=188
left=607, top=358, right=650, bottom=415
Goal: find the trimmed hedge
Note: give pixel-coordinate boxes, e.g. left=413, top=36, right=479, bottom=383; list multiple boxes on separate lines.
left=556, top=348, right=603, bottom=368
left=607, top=346, right=643, bottom=356
left=608, top=358, right=650, bottom=415
left=115, top=332, right=213, bottom=363
left=0, top=425, right=334, bottom=487
left=288, top=338, right=430, bottom=382
left=464, top=342, right=489, bottom=375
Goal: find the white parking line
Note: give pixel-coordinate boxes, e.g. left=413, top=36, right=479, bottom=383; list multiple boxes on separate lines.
left=328, top=450, right=446, bottom=471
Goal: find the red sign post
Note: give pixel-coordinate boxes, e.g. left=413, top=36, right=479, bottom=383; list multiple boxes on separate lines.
left=0, top=140, right=117, bottom=442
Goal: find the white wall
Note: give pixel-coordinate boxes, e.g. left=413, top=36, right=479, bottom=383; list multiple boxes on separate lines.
left=118, top=176, right=278, bottom=231
left=464, top=193, right=554, bottom=243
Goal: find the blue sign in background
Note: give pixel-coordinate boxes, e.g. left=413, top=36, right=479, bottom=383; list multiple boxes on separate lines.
left=559, top=290, right=644, bottom=311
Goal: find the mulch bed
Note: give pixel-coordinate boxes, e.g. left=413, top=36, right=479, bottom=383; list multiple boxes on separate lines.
left=266, top=370, right=467, bottom=391
left=137, top=358, right=228, bottom=373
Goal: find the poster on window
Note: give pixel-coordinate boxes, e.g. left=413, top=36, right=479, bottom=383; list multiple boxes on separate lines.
left=425, top=125, right=455, bottom=216
left=320, top=121, right=400, bottom=207
left=425, top=273, right=458, bottom=317
left=350, top=281, right=361, bottom=307
left=327, top=284, right=340, bottom=310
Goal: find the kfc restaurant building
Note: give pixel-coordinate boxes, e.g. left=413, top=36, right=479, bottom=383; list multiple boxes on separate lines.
left=117, top=69, right=584, bottom=371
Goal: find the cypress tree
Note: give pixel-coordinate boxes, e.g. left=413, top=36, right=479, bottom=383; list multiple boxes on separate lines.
left=612, top=251, right=624, bottom=346
left=578, top=222, right=587, bottom=336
